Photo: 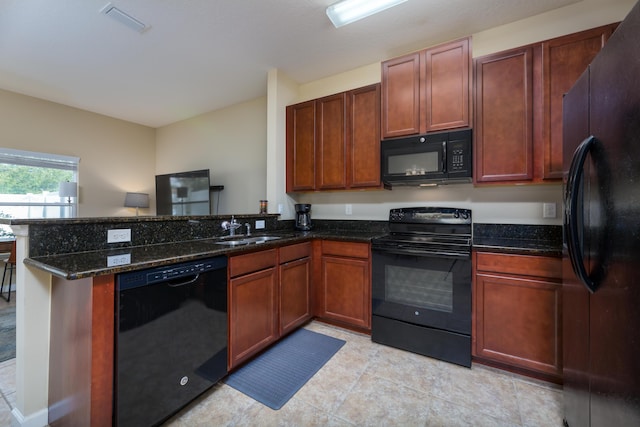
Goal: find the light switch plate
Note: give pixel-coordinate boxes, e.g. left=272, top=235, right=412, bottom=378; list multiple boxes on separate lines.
left=107, top=228, right=131, bottom=243
left=255, top=220, right=265, bottom=229
left=345, top=204, right=352, bottom=215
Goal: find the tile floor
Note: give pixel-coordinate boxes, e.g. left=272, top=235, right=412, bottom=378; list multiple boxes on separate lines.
left=166, top=321, right=563, bottom=426
left=0, top=316, right=563, bottom=427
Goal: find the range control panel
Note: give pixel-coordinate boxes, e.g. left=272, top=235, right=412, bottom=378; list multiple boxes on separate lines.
left=389, top=207, right=472, bottom=224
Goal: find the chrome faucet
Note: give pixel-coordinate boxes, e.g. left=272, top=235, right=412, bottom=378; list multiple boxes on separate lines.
left=221, top=216, right=241, bottom=236
left=244, top=222, right=251, bottom=236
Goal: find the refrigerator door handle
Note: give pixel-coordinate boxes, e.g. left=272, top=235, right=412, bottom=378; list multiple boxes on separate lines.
left=565, top=135, right=598, bottom=293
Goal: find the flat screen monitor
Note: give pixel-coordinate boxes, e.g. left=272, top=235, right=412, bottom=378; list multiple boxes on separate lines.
left=155, top=169, right=210, bottom=216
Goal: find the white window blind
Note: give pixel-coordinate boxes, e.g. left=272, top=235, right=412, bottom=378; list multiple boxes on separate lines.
left=0, top=148, right=79, bottom=170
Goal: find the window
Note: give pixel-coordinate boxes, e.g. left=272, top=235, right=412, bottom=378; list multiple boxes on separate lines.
left=0, top=148, right=79, bottom=236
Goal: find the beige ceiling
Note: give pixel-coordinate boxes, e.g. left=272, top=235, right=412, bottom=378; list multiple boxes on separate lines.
left=0, top=0, right=580, bottom=128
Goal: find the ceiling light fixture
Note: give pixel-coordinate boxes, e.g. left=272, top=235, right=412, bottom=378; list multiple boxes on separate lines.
left=326, top=0, right=408, bottom=28
left=100, top=2, right=148, bottom=33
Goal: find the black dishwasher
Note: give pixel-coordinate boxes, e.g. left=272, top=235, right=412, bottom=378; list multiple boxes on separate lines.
left=115, top=256, right=228, bottom=427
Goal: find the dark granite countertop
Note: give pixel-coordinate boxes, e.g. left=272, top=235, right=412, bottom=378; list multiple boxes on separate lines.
left=24, top=229, right=386, bottom=280
left=473, top=223, right=562, bottom=257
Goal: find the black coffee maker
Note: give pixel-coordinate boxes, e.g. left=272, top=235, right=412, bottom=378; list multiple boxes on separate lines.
left=295, top=204, right=312, bottom=231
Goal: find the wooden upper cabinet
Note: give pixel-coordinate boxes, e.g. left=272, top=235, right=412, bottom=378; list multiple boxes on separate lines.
left=381, top=37, right=471, bottom=138
left=286, top=100, right=315, bottom=192
left=425, top=37, right=471, bottom=132
left=474, top=46, right=536, bottom=183
left=381, top=52, right=421, bottom=138
left=474, top=24, right=617, bottom=185
left=542, top=23, right=617, bottom=180
left=316, top=93, right=347, bottom=190
left=348, top=84, right=381, bottom=188
left=286, top=84, right=381, bottom=192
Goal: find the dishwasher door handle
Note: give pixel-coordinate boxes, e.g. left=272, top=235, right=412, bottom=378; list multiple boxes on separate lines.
left=167, top=274, right=200, bottom=287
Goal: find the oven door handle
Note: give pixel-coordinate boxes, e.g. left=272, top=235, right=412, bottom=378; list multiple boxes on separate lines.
left=372, top=247, right=470, bottom=260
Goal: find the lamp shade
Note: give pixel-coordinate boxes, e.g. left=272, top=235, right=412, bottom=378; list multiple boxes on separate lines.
left=58, top=181, right=77, bottom=198
left=124, top=192, right=149, bottom=208
left=176, top=187, right=189, bottom=198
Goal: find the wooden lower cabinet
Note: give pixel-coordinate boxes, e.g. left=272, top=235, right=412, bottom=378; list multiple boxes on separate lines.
left=279, top=242, right=312, bottom=335
left=315, top=240, right=371, bottom=331
left=229, top=243, right=313, bottom=370
left=473, top=251, right=562, bottom=382
left=228, top=250, right=279, bottom=370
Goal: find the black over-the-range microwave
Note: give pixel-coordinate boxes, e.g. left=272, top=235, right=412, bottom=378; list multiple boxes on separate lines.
left=380, top=128, right=472, bottom=188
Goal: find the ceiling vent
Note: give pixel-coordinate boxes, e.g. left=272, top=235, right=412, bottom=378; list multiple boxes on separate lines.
left=100, top=3, right=148, bottom=33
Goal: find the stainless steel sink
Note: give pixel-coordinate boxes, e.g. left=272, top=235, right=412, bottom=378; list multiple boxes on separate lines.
left=213, top=235, right=281, bottom=246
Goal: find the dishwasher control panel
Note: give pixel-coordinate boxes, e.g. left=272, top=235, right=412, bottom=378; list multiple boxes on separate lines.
left=118, top=256, right=228, bottom=290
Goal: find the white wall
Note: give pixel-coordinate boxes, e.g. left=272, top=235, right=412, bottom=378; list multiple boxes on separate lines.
left=294, top=184, right=561, bottom=225
left=0, top=89, right=156, bottom=217
left=155, top=97, right=267, bottom=215
left=266, top=70, right=300, bottom=220
left=473, top=0, right=635, bottom=57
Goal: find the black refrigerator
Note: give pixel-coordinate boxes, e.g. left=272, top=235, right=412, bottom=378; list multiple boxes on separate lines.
left=562, top=1, right=640, bottom=426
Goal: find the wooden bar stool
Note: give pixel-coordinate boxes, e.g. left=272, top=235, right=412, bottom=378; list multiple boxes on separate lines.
left=1, top=241, right=16, bottom=302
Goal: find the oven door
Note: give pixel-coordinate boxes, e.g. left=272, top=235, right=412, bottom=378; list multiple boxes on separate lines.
left=371, top=249, right=471, bottom=335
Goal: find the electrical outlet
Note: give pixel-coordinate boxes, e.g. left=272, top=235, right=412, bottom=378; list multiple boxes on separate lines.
left=345, top=204, right=352, bottom=215
left=255, top=220, right=265, bottom=229
left=278, top=204, right=283, bottom=214
left=107, top=253, right=131, bottom=267
left=107, top=228, right=131, bottom=243
left=543, top=203, right=557, bottom=219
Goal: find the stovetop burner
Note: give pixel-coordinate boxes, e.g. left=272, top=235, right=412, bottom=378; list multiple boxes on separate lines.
left=372, top=207, right=472, bottom=257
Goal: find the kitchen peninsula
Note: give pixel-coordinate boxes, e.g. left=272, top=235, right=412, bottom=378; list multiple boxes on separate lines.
left=4, top=214, right=386, bottom=427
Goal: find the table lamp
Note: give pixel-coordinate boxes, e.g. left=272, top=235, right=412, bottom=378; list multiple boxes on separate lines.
left=58, top=181, right=77, bottom=217
left=124, top=192, right=149, bottom=216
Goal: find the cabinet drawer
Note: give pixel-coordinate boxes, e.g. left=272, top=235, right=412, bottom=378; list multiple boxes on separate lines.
left=279, top=242, right=311, bottom=264
left=475, top=252, right=561, bottom=279
left=229, top=249, right=277, bottom=277
left=322, top=240, right=369, bottom=259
